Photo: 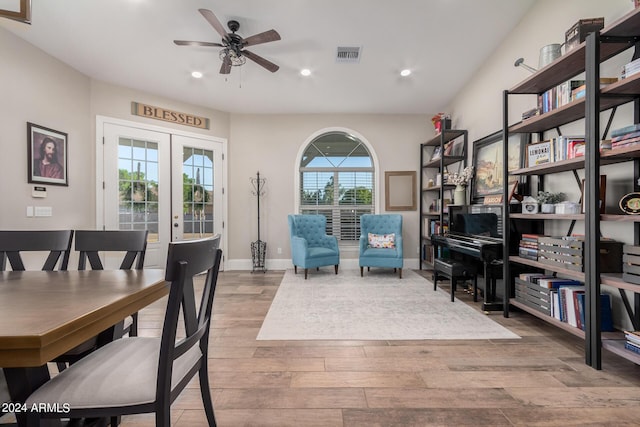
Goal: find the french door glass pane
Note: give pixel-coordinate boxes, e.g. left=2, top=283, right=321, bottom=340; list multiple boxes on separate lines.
left=118, top=138, right=159, bottom=242
left=182, top=147, right=215, bottom=239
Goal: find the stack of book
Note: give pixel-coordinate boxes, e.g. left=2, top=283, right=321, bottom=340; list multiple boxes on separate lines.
left=622, top=57, right=640, bottom=79
left=624, top=330, right=640, bottom=355
left=518, top=234, right=542, bottom=260
left=611, top=123, right=640, bottom=149
left=522, top=107, right=540, bottom=121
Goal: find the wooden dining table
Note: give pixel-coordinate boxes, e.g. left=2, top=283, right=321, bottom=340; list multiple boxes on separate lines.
left=0, top=269, right=168, bottom=426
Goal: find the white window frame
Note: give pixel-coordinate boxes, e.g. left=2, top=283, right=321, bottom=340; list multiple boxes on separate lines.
left=294, top=127, right=380, bottom=246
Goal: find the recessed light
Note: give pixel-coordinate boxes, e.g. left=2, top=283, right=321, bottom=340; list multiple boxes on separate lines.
left=191, top=71, right=203, bottom=79
left=300, top=68, right=311, bottom=77
left=400, top=69, right=411, bottom=77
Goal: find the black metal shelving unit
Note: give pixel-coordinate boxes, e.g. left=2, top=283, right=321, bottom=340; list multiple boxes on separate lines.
left=419, top=123, right=468, bottom=270
left=502, top=7, right=640, bottom=369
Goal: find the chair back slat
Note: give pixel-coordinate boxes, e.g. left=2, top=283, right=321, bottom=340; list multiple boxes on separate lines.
left=157, top=235, right=221, bottom=403
left=0, top=230, right=74, bottom=271
left=75, top=230, right=148, bottom=271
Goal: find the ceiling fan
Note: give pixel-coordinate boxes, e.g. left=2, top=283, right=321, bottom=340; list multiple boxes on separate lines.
left=174, top=8, right=281, bottom=74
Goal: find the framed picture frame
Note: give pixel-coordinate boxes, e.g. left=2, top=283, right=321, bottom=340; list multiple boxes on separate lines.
left=450, top=136, right=465, bottom=157
left=0, top=0, right=31, bottom=23
left=471, top=131, right=525, bottom=203
left=581, top=175, right=606, bottom=214
left=27, top=122, right=68, bottom=186
left=430, top=146, right=442, bottom=162
left=385, top=171, right=416, bottom=211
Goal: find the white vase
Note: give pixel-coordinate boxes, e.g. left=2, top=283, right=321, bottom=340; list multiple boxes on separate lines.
left=541, top=203, right=555, bottom=214
left=454, top=185, right=466, bottom=205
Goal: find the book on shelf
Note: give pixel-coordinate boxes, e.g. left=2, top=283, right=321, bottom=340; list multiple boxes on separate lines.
left=575, top=293, right=614, bottom=332
left=611, top=123, right=640, bottom=138
left=622, top=57, right=640, bottom=79
left=536, top=278, right=582, bottom=289
left=624, top=341, right=640, bottom=355
left=519, top=272, right=551, bottom=282
left=624, top=331, right=640, bottom=347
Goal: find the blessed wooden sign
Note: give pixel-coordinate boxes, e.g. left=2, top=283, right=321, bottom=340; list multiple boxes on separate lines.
left=131, top=102, right=209, bottom=129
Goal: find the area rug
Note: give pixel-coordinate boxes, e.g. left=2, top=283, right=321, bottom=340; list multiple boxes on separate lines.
left=256, top=268, right=519, bottom=341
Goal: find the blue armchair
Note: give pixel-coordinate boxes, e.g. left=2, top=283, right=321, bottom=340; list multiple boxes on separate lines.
left=288, top=214, right=340, bottom=279
left=359, top=214, right=403, bottom=278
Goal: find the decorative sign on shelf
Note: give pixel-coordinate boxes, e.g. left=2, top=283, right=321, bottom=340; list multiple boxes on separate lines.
left=131, top=102, right=209, bottom=129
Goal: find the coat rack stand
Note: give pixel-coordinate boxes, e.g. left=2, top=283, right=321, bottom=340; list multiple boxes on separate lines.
left=250, top=171, right=267, bottom=273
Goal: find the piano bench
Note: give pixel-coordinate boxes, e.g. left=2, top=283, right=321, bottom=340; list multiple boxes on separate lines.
left=433, top=258, right=478, bottom=302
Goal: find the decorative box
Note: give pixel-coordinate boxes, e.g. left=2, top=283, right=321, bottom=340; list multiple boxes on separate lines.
left=554, top=202, right=580, bottom=214
left=538, top=237, right=622, bottom=273
left=623, top=245, right=640, bottom=284
left=565, top=17, right=604, bottom=51
left=521, top=196, right=538, bottom=214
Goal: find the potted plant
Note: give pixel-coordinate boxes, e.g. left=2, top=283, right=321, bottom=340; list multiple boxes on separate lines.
left=535, top=191, right=565, bottom=213
left=449, top=166, right=474, bottom=205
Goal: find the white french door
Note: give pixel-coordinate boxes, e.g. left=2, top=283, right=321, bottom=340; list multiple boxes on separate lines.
left=99, top=118, right=225, bottom=268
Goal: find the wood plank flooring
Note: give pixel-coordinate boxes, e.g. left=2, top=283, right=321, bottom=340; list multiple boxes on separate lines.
left=32, top=269, right=640, bottom=426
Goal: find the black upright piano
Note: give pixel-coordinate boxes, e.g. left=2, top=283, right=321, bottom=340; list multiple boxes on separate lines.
left=431, top=207, right=504, bottom=311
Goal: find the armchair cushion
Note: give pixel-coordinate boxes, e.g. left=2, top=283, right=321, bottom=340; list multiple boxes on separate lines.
left=359, top=214, right=403, bottom=273
left=368, top=233, right=396, bottom=249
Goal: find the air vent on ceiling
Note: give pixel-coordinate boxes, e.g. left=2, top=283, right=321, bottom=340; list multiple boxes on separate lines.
left=336, top=46, right=361, bottom=63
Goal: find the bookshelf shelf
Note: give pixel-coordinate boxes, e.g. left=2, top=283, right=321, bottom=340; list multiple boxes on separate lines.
left=510, top=299, right=586, bottom=338
left=602, top=339, right=640, bottom=364
left=419, top=124, right=468, bottom=271
left=503, top=7, right=640, bottom=370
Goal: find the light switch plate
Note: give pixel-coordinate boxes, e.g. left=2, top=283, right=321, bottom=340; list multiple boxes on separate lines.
left=34, top=206, right=52, bottom=217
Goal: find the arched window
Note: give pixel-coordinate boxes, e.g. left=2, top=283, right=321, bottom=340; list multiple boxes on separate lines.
left=298, top=131, right=375, bottom=243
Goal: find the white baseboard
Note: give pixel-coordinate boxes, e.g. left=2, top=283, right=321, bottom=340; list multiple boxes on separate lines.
left=224, top=258, right=420, bottom=271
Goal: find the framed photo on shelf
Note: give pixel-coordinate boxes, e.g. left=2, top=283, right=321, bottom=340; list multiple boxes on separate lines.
left=450, top=137, right=465, bottom=157
left=27, top=122, right=69, bottom=186
left=581, top=175, right=606, bottom=214
left=430, top=146, right=442, bottom=161
left=471, top=131, right=525, bottom=203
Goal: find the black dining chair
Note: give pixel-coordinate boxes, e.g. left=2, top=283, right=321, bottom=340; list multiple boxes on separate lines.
left=26, top=235, right=222, bottom=427
left=76, top=229, right=149, bottom=336
left=54, top=230, right=149, bottom=371
left=0, top=230, right=73, bottom=271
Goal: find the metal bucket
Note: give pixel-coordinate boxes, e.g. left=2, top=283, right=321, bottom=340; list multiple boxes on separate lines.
left=539, top=43, right=562, bottom=68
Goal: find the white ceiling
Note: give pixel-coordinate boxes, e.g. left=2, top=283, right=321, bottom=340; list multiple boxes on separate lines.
left=0, top=0, right=535, bottom=114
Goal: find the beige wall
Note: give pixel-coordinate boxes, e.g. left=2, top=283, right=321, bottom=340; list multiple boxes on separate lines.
left=0, top=26, right=92, bottom=230
left=228, top=114, right=428, bottom=268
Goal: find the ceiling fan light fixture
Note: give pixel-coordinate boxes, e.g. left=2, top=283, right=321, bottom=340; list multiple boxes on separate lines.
left=191, top=71, right=203, bottom=78
left=400, top=69, right=411, bottom=77
left=300, top=68, right=311, bottom=77
left=219, top=48, right=246, bottom=66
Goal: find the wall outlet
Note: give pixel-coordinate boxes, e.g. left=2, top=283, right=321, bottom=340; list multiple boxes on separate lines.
left=417, top=246, right=420, bottom=254
left=277, top=247, right=282, bottom=254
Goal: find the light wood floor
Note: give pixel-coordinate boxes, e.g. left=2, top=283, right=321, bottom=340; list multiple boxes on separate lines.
left=122, top=269, right=640, bottom=426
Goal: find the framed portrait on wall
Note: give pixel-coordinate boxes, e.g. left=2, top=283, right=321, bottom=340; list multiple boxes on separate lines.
left=27, top=122, right=69, bottom=186
left=471, top=130, right=525, bottom=203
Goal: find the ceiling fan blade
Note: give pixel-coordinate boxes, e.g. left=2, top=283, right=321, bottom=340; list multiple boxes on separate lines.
left=174, top=40, right=223, bottom=47
left=198, top=8, right=228, bottom=40
left=243, top=29, right=281, bottom=47
left=242, top=50, right=279, bottom=73
left=220, top=54, right=232, bottom=74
